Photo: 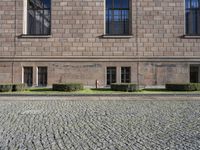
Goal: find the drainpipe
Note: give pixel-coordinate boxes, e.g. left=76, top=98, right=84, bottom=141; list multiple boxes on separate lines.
left=11, top=0, right=17, bottom=83
left=136, top=0, right=140, bottom=88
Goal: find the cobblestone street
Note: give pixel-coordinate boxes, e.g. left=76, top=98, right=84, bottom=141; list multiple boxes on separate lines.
left=0, top=96, right=200, bottom=150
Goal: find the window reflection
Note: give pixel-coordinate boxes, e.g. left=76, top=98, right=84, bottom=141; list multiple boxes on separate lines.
left=185, top=0, right=200, bottom=35
left=191, top=0, right=199, bottom=8
left=106, top=0, right=130, bottom=35
left=27, top=0, right=51, bottom=35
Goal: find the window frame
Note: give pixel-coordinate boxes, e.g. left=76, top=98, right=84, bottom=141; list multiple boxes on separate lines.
left=106, top=67, right=117, bottom=85
left=190, top=65, right=200, bottom=83
left=104, top=0, right=131, bottom=36
left=23, top=66, right=33, bottom=87
left=185, top=0, right=200, bottom=36
left=37, top=66, right=48, bottom=87
left=23, top=0, right=52, bottom=36
left=121, top=67, right=131, bottom=83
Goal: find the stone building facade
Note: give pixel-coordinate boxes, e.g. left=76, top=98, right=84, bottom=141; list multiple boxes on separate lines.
left=0, top=0, right=200, bottom=87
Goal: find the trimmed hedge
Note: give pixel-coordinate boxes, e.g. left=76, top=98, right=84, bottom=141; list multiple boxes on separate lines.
left=12, top=84, right=26, bottom=91
left=0, top=84, right=13, bottom=92
left=166, top=83, right=200, bottom=91
left=191, top=83, right=200, bottom=91
left=52, top=83, right=84, bottom=92
left=0, top=83, right=26, bottom=92
left=111, top=83, right=138, bottom=92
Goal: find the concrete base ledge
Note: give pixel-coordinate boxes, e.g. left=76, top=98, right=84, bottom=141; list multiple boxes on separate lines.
left=0, top=93, right=200, bottom=97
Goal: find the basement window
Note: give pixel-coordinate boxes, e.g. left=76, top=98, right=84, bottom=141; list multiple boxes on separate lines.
left=190, top=65, right=200, bottom=83
left=107, top=67, right=117, bottom=85
left=23, top=67, right=33, bottom=87
left=121, top=67, right=131, bottom=83
left=38, top=67, right=48, bottom=87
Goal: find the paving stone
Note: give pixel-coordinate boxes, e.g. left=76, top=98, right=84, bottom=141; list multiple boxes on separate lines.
left=0, top=96, right=199, bottom=149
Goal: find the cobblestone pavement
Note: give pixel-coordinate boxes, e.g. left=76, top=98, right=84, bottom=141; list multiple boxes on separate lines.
left=0, top=96, right=200, bottom=150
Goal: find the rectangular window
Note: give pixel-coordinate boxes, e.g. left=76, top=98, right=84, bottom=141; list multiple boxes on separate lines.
left=190, top=65, right=199, bottom=83
left=24, top=67, right=33, bottom=87
left=106, top=0, right=130, bottom=35
left=107, top=67, right=117, bottom=85
left=38, top=67, right=48, bottom=86
left=27, top=0, right=51, bottom=35
left=185, top=0, right=200, bottom=35
left=121, top=67, right=131, bottom=83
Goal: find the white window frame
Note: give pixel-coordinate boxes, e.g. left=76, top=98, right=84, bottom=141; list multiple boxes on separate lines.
left=23, top=0, right=28, bottom=35
left=36, top=67, right=38, bottom=86
left=22, top=67, right=24, bottom=83
left=104, top=0, right=106, bottom=35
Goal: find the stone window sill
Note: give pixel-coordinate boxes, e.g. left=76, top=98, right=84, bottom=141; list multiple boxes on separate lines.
left=102, top=35, right=133, bottom=39
left=19, top=34, right=52, bottom=38
left=182, top=35, right=200, bottom=39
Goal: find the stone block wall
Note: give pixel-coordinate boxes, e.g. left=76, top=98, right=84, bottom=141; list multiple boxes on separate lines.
left=0, top=61, right=188, bottom=86
left=0, top=0, right=199, bottom=57
left=0, top=0, right=198, bottom=86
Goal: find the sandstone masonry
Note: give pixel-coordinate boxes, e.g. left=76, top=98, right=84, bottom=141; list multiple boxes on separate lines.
left=0, top=0, right=199, bottom=86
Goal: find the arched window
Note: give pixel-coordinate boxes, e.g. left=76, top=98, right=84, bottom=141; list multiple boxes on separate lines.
left=106, top=0, right=130, bottom=35
left=185, top=0, right=200, bottom=35
left=27, top=0, right=51, bottom=35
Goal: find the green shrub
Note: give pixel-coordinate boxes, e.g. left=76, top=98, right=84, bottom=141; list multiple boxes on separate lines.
left=0, top=83, right=26, bottom=92
left=0, top=84, right=13, bottom=92
left=190, top=83, right=200, bottom=91
left=111, top=83, right=138, bottom=92
left=165, top=83, right=196, bottom=91
left=52, top=83, right=84, bottom=92
left=12, top=83, right=26, bottom=91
